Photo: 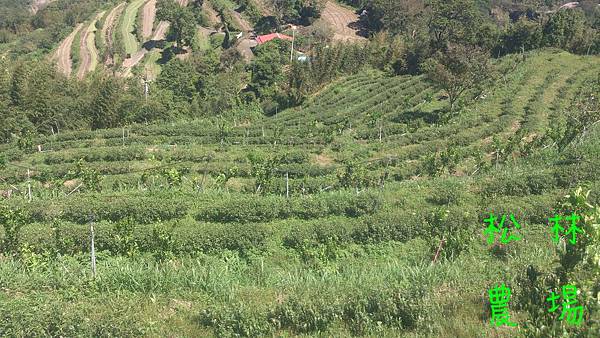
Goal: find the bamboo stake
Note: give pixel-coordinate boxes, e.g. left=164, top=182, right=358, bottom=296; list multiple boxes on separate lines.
left=27, top=169, right=31, bottom=202
left=286, top=172, right=289, bottom=199
left=90, top=217, right=97, bottom=278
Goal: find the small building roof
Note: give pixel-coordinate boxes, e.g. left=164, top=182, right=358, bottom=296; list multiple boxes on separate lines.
left=255, top=33, right=293, bottom=45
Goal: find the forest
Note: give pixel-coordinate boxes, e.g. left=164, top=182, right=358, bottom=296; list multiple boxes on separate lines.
left=0, top=0, right=599, bottom=336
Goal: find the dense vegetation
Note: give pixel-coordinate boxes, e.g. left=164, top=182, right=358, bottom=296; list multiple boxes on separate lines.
left=0, top=0, right=599, bottom=336
left=1, top=47, right=599, bottom=335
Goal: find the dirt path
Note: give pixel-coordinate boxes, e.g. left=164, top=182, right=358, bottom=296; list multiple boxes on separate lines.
left=77, top=11, right=105, bottom=79
left=152, top=21, right=170, bottom=42
left=55, top=23, right=83, bottom=77
left=102, top=3, right=126, bottom=51
left=141, top=0, right=157, bottom=40
left=236, top=38, right=257, bottom=62
left=321, top=1, right=365, bottom=42
left=119, top=0, right=186, bottom=77
left=120, top=21, right=169, bottom=76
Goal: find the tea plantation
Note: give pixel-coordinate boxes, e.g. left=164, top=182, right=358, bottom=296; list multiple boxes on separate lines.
left=0, top=49, right=599, bottom=336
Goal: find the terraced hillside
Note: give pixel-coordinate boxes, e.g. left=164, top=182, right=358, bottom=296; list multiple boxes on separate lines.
left=1, top=50, right=599, bottom=335
left=76, top=11, right=105, bottom=79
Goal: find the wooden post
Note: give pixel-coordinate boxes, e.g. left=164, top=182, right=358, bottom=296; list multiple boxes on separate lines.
left=379, top=125, right=383, bottom=143
left=432, top=238, right=446, bottom=264
left=50, top=127, right=54, bottom=150
left=122, top=127, right=125, bottom=146
left=90, top=217, right=97, bottom=278
left=286, top=172, right=289, bottom=199
left=262, top=126, right=265, bottom=138
left=27, top=169, right=32, bottom=202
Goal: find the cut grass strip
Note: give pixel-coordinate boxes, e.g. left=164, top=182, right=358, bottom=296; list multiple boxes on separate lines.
left=120, top=0, right=146, bottom=56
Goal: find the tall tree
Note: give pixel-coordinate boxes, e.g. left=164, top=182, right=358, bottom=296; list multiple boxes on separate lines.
left=543, top=8, right=586, bottom=51
left=426, top=0, right=482, bottom=49
left=157, top=0, right=197, bottom=48
left=157, top=58, right=199, bottom=103
left=89, top=76, right=123, bottom=129
left=424, top=44, right=492, bottom=114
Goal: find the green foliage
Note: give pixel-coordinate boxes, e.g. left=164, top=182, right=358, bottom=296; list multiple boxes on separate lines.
left=196, top=192, right=381, bottom=223
left=111, top=218, right=139, bottom=257
left=157, top=0, right=197, bottom=48
left=543, top=9, right=587, bottom=52
left=336, top=160, right=370, bottom=191
left=267, top=0, right=325, bottom=26
left=500, top=18, right=543, bottom=54
left=424, top=44, right=492, bottom=113
left=427, top=0, right=484, bottom=49
left=0, top=206, right=27, bottom=255
left=68, top=159, right=103, bottom=192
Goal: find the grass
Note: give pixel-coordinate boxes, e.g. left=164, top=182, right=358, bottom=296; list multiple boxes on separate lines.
left=94, top=10, right=109, bottom=59
left=142, top=49, right=162, bottom=79
left=120, top=0, right=146, bottom=56
left=84, top=12, right=105, bottom=75
left=70, top=27, right=82, bottom=73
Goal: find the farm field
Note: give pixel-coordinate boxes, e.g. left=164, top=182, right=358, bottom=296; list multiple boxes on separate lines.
left=1, top=49, right=599, bottom=336
left=77, top=11, right=105, bottom=79
left=120, top=0, right=147, bottom=56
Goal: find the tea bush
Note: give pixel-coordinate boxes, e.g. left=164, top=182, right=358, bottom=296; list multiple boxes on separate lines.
left=196, top=192, right=382, bottom=223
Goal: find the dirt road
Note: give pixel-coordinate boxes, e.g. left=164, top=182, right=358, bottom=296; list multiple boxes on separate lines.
left=321, top=1, right=365, bottom=42
left=141, top=0, right=157, bottom=40
left=236, top=38, right=257, bottom=62
left=120, top=0, right=186, bottom=76
left=55, top=23, right=83, bottom=77
left=77, top=12, right=105, bottom=79
left=120, top=21, right=169, bottom=75
left=102, top=3, right=126, bottom=59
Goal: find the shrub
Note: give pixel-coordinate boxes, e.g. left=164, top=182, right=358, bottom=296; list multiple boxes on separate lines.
left=199, top=303, right=273, bottom=337
left=196, top=193, right=382, bottom=223
left=22, top=194, right=191, bottom=224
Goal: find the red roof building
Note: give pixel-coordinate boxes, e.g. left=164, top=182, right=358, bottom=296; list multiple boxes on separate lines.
left=255, top=33, right=293, bottom=45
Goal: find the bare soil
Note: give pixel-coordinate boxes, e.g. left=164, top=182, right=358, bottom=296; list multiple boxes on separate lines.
left=141, top=0, right=157, bottom=40
left=77, top=12, right=105, bottom=79
left=29, top=0, right=53, bottom=14
left=321, top=1, right=366, bottom=42
left=102, top=3, right=126, bottom=65
left=315, top=154, right=334, bottom=166
left=120, top=21, right=169, bottom=75
left=55, top=23, right=83, bottom=77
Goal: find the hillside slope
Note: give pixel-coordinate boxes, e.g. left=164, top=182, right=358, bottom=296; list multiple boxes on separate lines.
left=0, top=51, right=598, bottom=336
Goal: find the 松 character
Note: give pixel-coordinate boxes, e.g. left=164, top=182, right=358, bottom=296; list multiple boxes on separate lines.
left=484, top=213, right=521, bottom=245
